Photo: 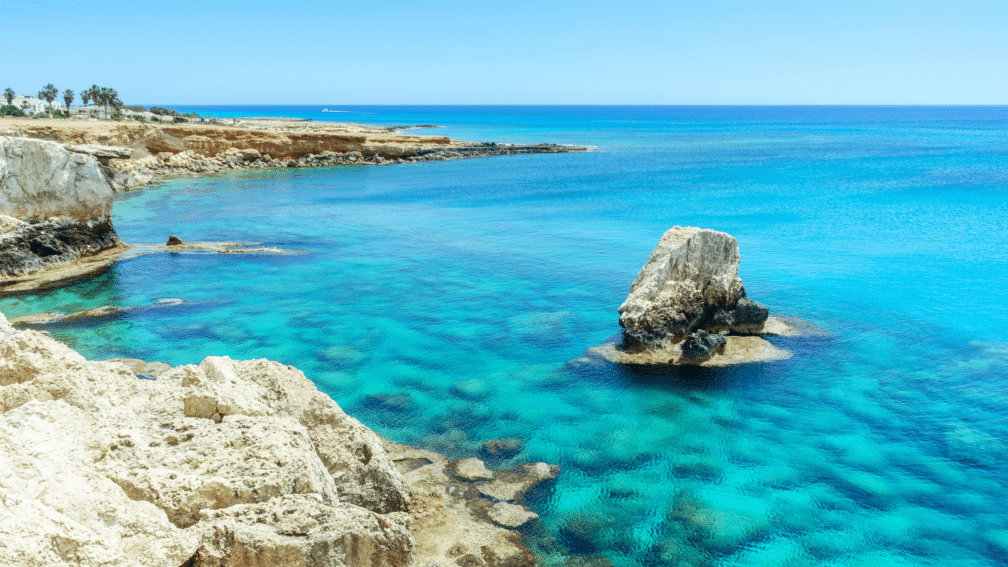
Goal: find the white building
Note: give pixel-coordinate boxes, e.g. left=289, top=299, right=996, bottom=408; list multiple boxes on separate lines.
left=9, top=95, right=49, bottom=114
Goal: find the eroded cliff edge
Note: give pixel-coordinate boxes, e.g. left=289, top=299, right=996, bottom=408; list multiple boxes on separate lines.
left=2, top=118, right=591, bottom=191
left=0, top=311, right=557, bottom=567
left=0, top=137, right=128, bottom=290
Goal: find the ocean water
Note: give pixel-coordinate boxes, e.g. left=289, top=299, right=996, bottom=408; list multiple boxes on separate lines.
left=4, top=106, right=1008, bottom=566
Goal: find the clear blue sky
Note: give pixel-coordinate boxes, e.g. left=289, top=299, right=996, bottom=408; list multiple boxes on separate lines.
left=2, top=0, right=1005, bottom=105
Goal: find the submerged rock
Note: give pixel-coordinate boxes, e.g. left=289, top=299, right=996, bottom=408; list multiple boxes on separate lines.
left=480, top=437, right=525, bottom=461
left=488, top=501, right=539, bottom=528
left=475, top=462, right=561, bottom=502
left=9, top=298, right=185, bottom=326
left=449, top=457, right=495, bottom=481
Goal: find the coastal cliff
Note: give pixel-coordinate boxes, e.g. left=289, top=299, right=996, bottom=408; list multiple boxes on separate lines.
left=1, top=118, right=589, bottom=190
left=0, top=137, right=126, bottom=284
left=0, top=311, right=556, bottom=567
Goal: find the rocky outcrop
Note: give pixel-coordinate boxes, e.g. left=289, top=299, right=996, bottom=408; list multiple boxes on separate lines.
left=1, top=137, right=114, bottom=221
left=706, top=297, right=770, bottom=335
left=8, top=298, right=186, bottom=326
left=0, top=217, right=120, bottom=278
left=64, top=144, right=133, bottom=161
left=598, top=227, right=795, bottom=366
left=122, top=142, right=584, bottom=186
left=0, top=138, right=126, bottom=286
left=0, top=311, right=553, bottom=566
left=0, top=320, right=411, bottom=567
left=384, top=441, right=556, bottom=566
left=3, top=119, right=592, bottom=192
left=618, top=227, right=748, bottom=349
left=679, top=329, right=727, bottom=363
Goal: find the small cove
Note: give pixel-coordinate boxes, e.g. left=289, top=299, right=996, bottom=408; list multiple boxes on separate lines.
left=3, top=106, right=1007, bottom=566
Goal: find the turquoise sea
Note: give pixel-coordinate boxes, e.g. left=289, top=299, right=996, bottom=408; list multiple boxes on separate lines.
left=4, top=106, right=1008, bottom=566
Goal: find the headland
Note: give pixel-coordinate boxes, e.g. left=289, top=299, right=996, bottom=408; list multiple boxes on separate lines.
left=2, top=117, right=591, bottom=191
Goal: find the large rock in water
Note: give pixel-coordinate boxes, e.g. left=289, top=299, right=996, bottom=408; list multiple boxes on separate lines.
left=588, top=226, right=793, bottom=366
left=618, top=226, right=748, bottom=348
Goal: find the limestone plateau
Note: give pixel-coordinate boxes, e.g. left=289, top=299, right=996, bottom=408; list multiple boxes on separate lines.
left=2, top=118, right=591, bottom=191
left=0, top=312, right=559, bottom=567
left=592, top=226, right=809, bottom=366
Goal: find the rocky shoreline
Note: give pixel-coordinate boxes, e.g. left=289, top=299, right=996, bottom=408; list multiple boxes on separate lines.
left=0, top=312, right=558, bottom=566
left=2, top=128, right=576, bottom=295
left=2, top=117, right=591, bottom=191
left=0, top=131, right=568, bottom=566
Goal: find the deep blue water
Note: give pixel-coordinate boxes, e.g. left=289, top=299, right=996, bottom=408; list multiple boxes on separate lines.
left=4, top=106, right=1008, bottom=566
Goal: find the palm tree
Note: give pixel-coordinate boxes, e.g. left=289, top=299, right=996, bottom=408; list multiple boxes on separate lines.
left=99, top=87, right=112, bottom=119
left=38, top=84, right=58, bottom=117
left=107, top=89, right=123, bottom=120
left=3, top=88, right=13, bottom=106
left=84, top=85, right=100, bottom=117
left=63, top=89, right=74, bottom=116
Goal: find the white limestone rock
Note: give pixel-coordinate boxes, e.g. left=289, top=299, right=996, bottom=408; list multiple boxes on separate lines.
left=64, top=144, right=133, bottom=160
left=183, top=356, right=271, bottom=421
left=0, top=310, right=14, bottom=342
left=619, top=226, right=746, bottom=348
left=0, top=400, right=199, bottom=567
left=0, top=317, right=555, bottom=567
left=488, top=502, right=539, bottom=528
left=0, top=214, right=25, bottom=233
left=449, top=457, right=495, bottom=481
left=193, top=494, right=412, bottom=567
left=0, top=329, right=415, bottom=567
left=100, top=415, right=341, bottom=528
left=0, top=137, right=114, bottom=222
left=203, top=357, right=412, bottom=515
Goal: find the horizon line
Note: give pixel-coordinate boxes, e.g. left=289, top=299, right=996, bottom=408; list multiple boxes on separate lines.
left=148, top=103, right=1008, bottom=108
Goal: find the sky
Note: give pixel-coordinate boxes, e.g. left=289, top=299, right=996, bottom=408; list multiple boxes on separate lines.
left=2, top=0, right=1005, bottom=105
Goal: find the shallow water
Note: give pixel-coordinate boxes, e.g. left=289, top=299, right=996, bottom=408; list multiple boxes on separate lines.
left=4, top=106, right=1008, bottom=566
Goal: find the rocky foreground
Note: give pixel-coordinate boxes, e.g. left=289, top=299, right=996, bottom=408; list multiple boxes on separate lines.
left=2, top=118, right=590, bottom=191
left=590, top=226, right=804, bottom=366
left=0, top=311, right=558, bottom=566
